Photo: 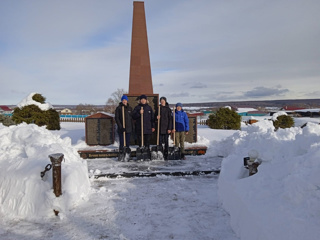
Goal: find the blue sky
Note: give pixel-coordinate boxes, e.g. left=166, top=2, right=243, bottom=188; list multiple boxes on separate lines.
left=1, top=0, right=319, bottom=105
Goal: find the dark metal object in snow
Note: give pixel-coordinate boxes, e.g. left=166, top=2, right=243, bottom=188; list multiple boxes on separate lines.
left=136, top=107, right=151, bottom=161
left=40, top=164, right=52, bottom=179
left=167, top=146, right=181, bottom=160
left=151, top=145, right=164, bottom=160
left=168, top=107, right=181, bottom=160
left=94, top=169, right=220, bottom=179
left=136, top=146, right=151, bottom=161
left=151, top=106, right=164, bottom=160
left=118, top=147, right=131, bottom=162
left=244, top=157, right=260, bottom=176
left=49, top=153, right=64, bottom=197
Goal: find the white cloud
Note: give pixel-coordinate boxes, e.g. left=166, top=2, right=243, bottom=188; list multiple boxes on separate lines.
left=244, top=86, right=289, bottom=98
left=0, top=0, right=320, bottom=105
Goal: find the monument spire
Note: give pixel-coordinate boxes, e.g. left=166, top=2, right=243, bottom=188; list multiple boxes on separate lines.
left=128, top=1, right=153, bottom=95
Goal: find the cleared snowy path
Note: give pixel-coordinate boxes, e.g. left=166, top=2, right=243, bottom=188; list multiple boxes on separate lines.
left=0, top=175, right=238, bottom=240
left=0, top=123, right=238, bottom=239
left=0, top=159, right=238, bottom=240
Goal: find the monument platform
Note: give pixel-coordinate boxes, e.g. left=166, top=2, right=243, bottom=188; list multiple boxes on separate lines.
left=78, top=146, right=207, bottom=159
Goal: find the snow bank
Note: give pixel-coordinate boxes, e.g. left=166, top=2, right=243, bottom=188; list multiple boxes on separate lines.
left=17, top=92, right=53, bottom=111
left=217, top=120, right=320, bottom=240
left=0, top=123, right=90, bottom=219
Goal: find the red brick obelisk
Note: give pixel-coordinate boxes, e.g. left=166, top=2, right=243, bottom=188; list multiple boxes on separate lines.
left=128, top=1, right=153, bottom=95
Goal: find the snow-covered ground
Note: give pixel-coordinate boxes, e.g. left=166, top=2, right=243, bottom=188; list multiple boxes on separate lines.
left=1, top=116, right=320, bottom=240
left=0, top=121, right=238, bottom=240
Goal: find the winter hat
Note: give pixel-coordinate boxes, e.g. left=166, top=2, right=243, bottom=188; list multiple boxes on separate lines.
left=176, top=102, right=183, bottom=108
left=121, top=95, right=128, bottom=101
left=140, top=94, right=147, bottom=100
left=160, top=96, right=167, bottom=102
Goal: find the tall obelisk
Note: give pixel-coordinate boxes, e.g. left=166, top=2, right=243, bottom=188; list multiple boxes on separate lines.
left=128, top=1, right=153, bottom=95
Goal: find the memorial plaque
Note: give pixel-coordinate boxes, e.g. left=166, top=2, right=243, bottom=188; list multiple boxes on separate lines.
left=186, top=116, right=197, bottom=143
left=85, top=113, right=115, bottom=146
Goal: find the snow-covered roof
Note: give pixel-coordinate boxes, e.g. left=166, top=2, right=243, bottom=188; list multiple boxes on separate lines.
left=295, top=108, right=320, bottom=113
left=0, top=105, right=12, bottom=111
left=236, top=107, right=258, bottom=113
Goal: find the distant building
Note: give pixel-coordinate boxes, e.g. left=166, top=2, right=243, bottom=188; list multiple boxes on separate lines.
left=295, top=109, right=320, bottom=118
left=236, top=108, right=268, bottom=116
left=281, top=106, right=306, bottom=111
left=246, top=111, right=269, bottom=117
left=187, top=112, right=204, bottom=117
left=271, top=106, right=308, bottom=117
left=61, top=108, right=73, bottom=115
left=0, top=105, right=13, bottom=115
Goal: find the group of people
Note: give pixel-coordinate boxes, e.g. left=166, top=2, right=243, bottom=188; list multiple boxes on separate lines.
left=115, top=94, right=189, bottom=160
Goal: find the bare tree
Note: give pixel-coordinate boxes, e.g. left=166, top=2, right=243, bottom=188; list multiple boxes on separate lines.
left=104, top=88, right=127, bottom=113
left=75, top=104, right=97, bottom=115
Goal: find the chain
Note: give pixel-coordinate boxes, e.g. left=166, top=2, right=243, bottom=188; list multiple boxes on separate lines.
left=40, top=164, right=52, bottom=178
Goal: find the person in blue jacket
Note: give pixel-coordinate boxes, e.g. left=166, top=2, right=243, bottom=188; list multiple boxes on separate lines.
left=173, top=102, right=189, bottom=159
left=115, top=95, right=133, bottom=150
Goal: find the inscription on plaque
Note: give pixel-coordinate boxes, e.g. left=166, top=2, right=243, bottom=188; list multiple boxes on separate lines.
left=185, top=116, right=197, bottom=143
left=85, top=114, right=115, bottom=145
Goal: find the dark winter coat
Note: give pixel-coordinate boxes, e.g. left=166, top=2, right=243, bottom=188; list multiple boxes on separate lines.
left=175, top=109, right=189, bottom=132
left=154, top=103, right=173, bottom=134
left=132, top=103, right=155, bottom=135
left=115, top=102, right=133, bottom=133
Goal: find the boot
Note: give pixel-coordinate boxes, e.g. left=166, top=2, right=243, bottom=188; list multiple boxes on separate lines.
left=164, top=150, right=168, bottom=160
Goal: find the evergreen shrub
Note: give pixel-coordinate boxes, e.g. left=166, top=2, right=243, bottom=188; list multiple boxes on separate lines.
left=0, top=115, right=15, bottom=127
left=12, top=94, right=60, bottom=130
left=273, top=115, right=294, bottom=130
left=32, top=93, right=46, bottom=104
left=207, top=107, right=241, bottom=130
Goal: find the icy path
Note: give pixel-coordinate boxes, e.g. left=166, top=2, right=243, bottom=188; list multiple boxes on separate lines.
left=0, top=174, right=238, bottom=240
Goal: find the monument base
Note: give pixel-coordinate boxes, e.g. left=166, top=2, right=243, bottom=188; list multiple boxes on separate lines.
left=78, top=146, right=207, bottom=159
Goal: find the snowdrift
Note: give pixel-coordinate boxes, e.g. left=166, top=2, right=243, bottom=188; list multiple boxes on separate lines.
left=0, top=123, right=90, bottom=219
left=217, top=120, right=320, bottom=240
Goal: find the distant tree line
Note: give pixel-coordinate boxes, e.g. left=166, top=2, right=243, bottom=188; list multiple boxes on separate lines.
left=71, top=89, right=126, bottom=115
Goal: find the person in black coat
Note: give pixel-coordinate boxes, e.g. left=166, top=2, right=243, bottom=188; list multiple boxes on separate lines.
left=132, top=95, right=155, bottom=148
left=115, top=95, right=133, bottom=149
left=154, top=96, right=172, bottom=159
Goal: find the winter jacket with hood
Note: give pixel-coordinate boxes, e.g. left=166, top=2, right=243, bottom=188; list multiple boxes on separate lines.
left=175, top=109, right=189, bottom=132
left=155, top=103, right=172, bottom=134
left=132, top=102, right=155, bottom=135
left=115, top=102, right=133, bottom=133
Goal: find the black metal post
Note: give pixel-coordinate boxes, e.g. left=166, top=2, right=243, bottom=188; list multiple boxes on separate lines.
left=48, top=153, right=64, bottom=197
